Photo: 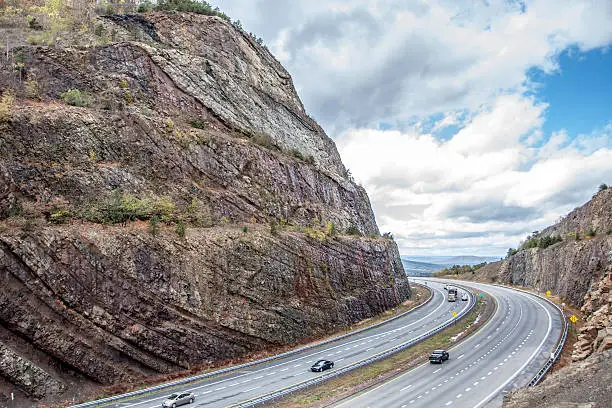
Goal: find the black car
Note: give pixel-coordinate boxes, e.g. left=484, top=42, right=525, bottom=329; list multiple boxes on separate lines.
left=429, top=349, right=450, bottom=364
left=311, top=359, right=334, bottom=372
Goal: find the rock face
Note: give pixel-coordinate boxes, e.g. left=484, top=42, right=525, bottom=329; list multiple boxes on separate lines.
left=472, top=189, right=612, bottom=407
left=502, top=349, right=612, bottom=408
left=572, top=263, right=612, bottom=361
left=0, top=12, right=410, bottom=406
left=474, top=189, right=612, bottom=307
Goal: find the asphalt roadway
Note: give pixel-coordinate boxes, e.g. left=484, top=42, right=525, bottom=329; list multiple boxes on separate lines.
left=94, top=281, right=471, bottom=408
left=333, top=278, right=564, bottom=408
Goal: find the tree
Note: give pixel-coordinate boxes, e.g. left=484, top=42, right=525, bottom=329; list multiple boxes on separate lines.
left=599, top=183, right=608, bottom=192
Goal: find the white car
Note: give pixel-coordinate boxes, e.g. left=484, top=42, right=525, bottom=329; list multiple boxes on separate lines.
left=461, top=293, right=468, bottom=301
left=162, top=392, right=195, bottom=407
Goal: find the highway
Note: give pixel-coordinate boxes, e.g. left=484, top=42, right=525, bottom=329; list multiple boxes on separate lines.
left=334, top=278, right=564, bottom=408
left=80, top=281, right=471, bottom=408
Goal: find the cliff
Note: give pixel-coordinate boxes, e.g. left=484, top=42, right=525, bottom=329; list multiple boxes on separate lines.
left=469, top=189, right=612, bottom=407
left=473, top=188, right=612, bottom=307
left=0, top=11, right=410, bottom=406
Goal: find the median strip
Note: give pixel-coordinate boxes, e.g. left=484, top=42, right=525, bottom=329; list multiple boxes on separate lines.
left=266, top=290, right=494, bottom=408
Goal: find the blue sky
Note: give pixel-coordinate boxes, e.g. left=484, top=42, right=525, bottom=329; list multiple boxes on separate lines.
left=218, top=0, right=612, bottom=256
left=530, top=48, right=612, bottom=141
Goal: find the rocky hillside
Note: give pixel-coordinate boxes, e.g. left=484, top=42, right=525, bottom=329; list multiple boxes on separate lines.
left=468, top=189, right=612, bottom=407
left=473, top=188, right=612, bottom=307
left=0, top=11, right=410, bottom=406
left=502, top=349, right=612, bottom=408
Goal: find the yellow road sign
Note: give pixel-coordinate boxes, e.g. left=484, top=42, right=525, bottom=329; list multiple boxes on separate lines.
left=452, top=311, right=457, bottom=317
left=569, top=315, right=578, bottom=323
left=546, top=290, right=551, bottom=297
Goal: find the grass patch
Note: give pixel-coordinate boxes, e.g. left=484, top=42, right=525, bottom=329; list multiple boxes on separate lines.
left=270, top=291, right=494, bottom=408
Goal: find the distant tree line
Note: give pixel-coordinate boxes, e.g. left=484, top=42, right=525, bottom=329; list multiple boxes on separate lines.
left=138, top=0, right=230, bottom=21
left=433, top=262, right=488, bottom=277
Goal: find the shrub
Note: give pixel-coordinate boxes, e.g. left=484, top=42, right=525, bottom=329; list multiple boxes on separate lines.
left=60, top=89, right=91, bottom=107
left=344, top=168, right=355, bottom=182
left=190, top=119, right=206, bottom=129
left=250, top=132, right=276, bottom=150
left=138, top=1, right=154, bottom=12
left=94, top=24, right=106, bottom=37
left=152, top=196, right=175, bottom=222
left=345, top=225, right=361, bottom=236
left=599, top=183, right=608, bottom=192
left=149, top=216, right=160, bottom=235
left=220, top=216, right=229, bottom=224
left=507, top=248, right=518, bottom=257
left=538, top=235, right=562, bottom=249
left=175, top=220, right=186, bottom=237
left=242, top=226, right=248, bottom=233
left=27, top=15, right=43, bottom=31
left=305, top=226, right=326, bottom=241
left=586, top=229, right=596, bottom=237
left=27, top=32, right=54, bottom=46
left=382, top=232, right=394, bottom=240
left=520, top=237, right=539, bottom=250
left=24, top=80, right=41, bottom=100
left=49, top=209, right=71, bottom=224
left=123, top=90, right=133, bottom=105
left=325, top=221, right=336, bottom=237
left=269, top=219, right=279, bottom=235
left=0, top=90, right=15, bottom=123
left=104, top=2, right=116, bottom=15
left=291, top=149, right=305, bottom=161
left=88, top=192, right=177, bottom=224
left=154, top=0, right=231, bottom=21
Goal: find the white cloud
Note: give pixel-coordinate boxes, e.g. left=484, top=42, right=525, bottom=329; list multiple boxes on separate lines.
left=215, top=0, right=612, bottom=255
left=236, top=0, right=612, bottom=130
left=337, top=95, right=612, bottom=256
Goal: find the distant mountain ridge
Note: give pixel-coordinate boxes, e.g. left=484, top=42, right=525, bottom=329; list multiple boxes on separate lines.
left=401, top=255, right=499, bottom=276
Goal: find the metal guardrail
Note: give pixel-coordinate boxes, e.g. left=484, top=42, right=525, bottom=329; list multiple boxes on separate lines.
left=490, top=284, right=569, bottom=387
left=527, top=295, right=568, bottom=386
left=230, top=285, right=477, bottom=407
left=69, top=282, right=434, bottom=408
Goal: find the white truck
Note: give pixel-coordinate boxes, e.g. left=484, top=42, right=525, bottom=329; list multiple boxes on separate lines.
left=447, top=287, right=457, bottom=302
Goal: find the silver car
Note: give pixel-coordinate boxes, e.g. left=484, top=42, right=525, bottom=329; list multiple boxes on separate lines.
left=161, top=392, right=195, bottom=407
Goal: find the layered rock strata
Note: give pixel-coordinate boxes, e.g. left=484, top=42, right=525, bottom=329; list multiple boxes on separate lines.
left=0, top=11, right=410, bottom=405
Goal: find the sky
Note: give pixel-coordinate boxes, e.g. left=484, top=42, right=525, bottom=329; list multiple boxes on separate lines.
left=215, top=0, right=612, bottom=257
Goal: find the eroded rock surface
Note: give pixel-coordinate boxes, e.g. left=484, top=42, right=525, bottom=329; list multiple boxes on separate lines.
left=0, top=11, right=410, bottom=406
left=473, top=189, right=612, bottom=307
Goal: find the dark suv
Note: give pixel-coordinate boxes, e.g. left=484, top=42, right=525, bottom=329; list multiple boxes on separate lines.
left=429, top=349, right=449, bottom=364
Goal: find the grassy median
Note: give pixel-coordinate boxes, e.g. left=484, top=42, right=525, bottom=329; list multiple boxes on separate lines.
left=270, top=291, right=494, bottom=408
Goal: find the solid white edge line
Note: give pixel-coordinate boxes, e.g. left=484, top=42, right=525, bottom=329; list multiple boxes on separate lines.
left=472, top=290, right=553, bottom=408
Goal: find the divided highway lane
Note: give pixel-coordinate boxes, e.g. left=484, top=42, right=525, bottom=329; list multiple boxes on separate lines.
left=86, top=282, right=470, bottom=408
left=335, top=279, right=564, bottom=408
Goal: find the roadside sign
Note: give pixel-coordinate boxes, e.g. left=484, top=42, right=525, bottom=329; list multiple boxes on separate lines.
left=546, top=290, right=551, bottom=297
left=478, top=293, right=484, bottom=297
left=569, top=315, right=578, bottom=323
left=452, top=311, right=457, bottom=317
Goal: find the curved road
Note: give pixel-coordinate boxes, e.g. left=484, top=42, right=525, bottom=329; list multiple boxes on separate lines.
left=88, top=282, right=470, bottom=408
left=334, top=278, right=564, bottom=408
